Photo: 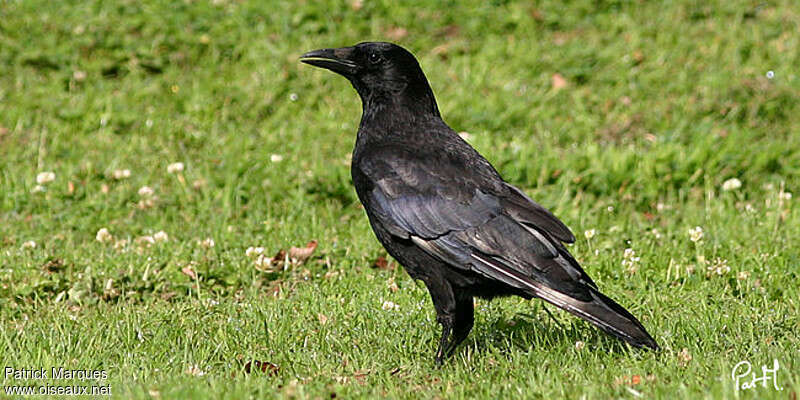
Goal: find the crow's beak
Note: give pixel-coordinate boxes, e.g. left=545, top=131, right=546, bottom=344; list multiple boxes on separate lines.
left=300, top=47, right=359, bottom=77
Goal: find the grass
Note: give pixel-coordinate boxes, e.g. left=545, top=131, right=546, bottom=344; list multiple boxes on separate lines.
left=1, top=0, right=798, bottom=398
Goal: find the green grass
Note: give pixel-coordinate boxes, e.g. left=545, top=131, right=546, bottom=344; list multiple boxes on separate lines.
left=1, top=0, right=798, bottom=398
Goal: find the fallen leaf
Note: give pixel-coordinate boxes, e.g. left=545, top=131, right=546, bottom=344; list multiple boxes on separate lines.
left=318, top=313, right=329, bottom=325
left=677, top=348, right=692, bottom=367
left=185, top=364, right=205, bottom=376
left=386, top=27, right=408, bottom=41
left=244, top=360, right=279, bottom=375
left=437, top=25, right=461, bottom=38
left=289, top=240, right=317, bottom=264
left=352, top=370, right=369, bottom=384
left=371, top=256, right=394, bottom=270
left=431, top=44, right=450, bottom=58
left=551, top=73, right=568, bottom=91
left=181, top=266, right=197, bottom=280
left=42, top=258, right=65, bottom=273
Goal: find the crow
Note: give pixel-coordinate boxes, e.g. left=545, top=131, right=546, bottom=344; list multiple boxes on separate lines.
left=300, top=42, right=659, bottom=364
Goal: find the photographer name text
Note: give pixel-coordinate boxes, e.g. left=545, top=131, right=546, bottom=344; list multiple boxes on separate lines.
left=5, top=367, right=108, bottom=381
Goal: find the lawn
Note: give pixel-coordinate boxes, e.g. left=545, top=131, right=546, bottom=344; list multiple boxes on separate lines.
left=1, top=0, right=798, bottom=398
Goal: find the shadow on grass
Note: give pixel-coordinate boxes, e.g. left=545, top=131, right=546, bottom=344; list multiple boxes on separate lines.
left=463, top=307, right=632, bottom=359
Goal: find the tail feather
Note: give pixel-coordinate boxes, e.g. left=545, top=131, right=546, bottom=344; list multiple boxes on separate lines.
left=469, top=253, right=659, bottom=350
left=524, top=279, right=659, bottom=350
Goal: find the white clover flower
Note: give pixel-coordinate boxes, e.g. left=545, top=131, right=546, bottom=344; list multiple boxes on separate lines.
left=621, top=248, right=640, bottom=273
left=381, top=300, right=399, bottom=311
left=245, top=246, right=265, bottom=258
left=198, top=238, right=215, bottom=248
left=688, top=226, right=703, bottom=243
left=574, top=341, right=585, bottom=351
left=138, top=186, right=154, bottom=197
left=270, top=154, right=284, bottom=163
left=136, top=235, right=156, bottom=248
left=737, top=271, right=750, bottom=280
left=153, top=231, right=169, bottom=242
left=186, top=364, right=205, bottom=377
left=36, top=172, right=55, bottom=184
left=96, top=228, right=113, bottom=243
left=167, top=162, right=184, bottom=174
left=21, top=240, right=37, bottom=249
left=584, top=229, right=596, bottom=240
left=779, top=191, right=792, bottom=201
left=112, top=169, right=131, bottom=180
left=722, top=178, right=742, bottom=191
left=113, top=239, right=128, bottom=251
left=253, top=254, right=273, bottom=269
left=31, top=185, right=46, bottom=193
left=289, top=93, right=298, bottom=101
left=707, top=258, right=730, bottom=276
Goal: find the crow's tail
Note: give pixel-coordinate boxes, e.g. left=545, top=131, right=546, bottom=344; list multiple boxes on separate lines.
left=529, top=281, right=659, bottom=350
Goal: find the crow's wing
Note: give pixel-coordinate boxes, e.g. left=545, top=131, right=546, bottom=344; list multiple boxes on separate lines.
left=358, top=148, right=660, bottom=349
left=358, top=147, right=596, bottom=295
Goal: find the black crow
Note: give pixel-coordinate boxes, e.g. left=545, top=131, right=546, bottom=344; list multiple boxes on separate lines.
left=300, top=42, right=658, bottom=363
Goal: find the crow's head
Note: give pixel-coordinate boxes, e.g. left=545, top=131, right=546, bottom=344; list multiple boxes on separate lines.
left=301, top=42, right=439, bottom=116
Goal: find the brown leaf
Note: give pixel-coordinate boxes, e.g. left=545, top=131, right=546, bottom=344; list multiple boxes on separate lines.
left=67, top=181, right=75, bottom=195
left=371, top=256, right=394, bottom=270
left=42, top=258, right=65, bottom=273
left=352, top=370, right=369, bottom=384
left=386, top=27, right=408, bottom=41
left=318, top=313, right=329, bottom=325
left=181, top=266, right=197, bottom=280
left=431, top=44, right=450, bottom=59
left=289, top=240, right=317, bottom=264
left=437, top=25, right=461, bottom=38
left=551, top=73, right=568, bottom=91
left=244, top=360, right=279, bottom=375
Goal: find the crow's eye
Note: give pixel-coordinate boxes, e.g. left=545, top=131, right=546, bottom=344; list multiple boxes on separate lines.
left=368, top=52, right=381, bottom=64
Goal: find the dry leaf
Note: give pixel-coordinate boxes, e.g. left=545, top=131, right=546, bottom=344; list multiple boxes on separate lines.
left=42, top=258, right=65, bottom=274
left=186, top=364, right=205, bottom=376
left=677, top=348, right=692, bottom=367
left=318, top=313, right=329, bottom=325
left=371, top=256, right=394, bottom=270
left=431, top=44, right=450, bottom=58
left=551, top=73, right=568, bottom=91
left=181, top=266, right=197, bottom=280
left=386, top=27, right=408, bottom=41
left=244, top=360, right=279, bottom=375
left=289, top=240, right=317, bottom=264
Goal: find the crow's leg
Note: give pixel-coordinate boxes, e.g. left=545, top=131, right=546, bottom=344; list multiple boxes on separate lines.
left=421, top=274, right=456, bottom=365
left=435, top=318, right=453, bottom=365
left=444, top=292, right=474, bottom=358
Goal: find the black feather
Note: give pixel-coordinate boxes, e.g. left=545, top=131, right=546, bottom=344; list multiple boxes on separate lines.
left=301, top=42, right=659, bottom=362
